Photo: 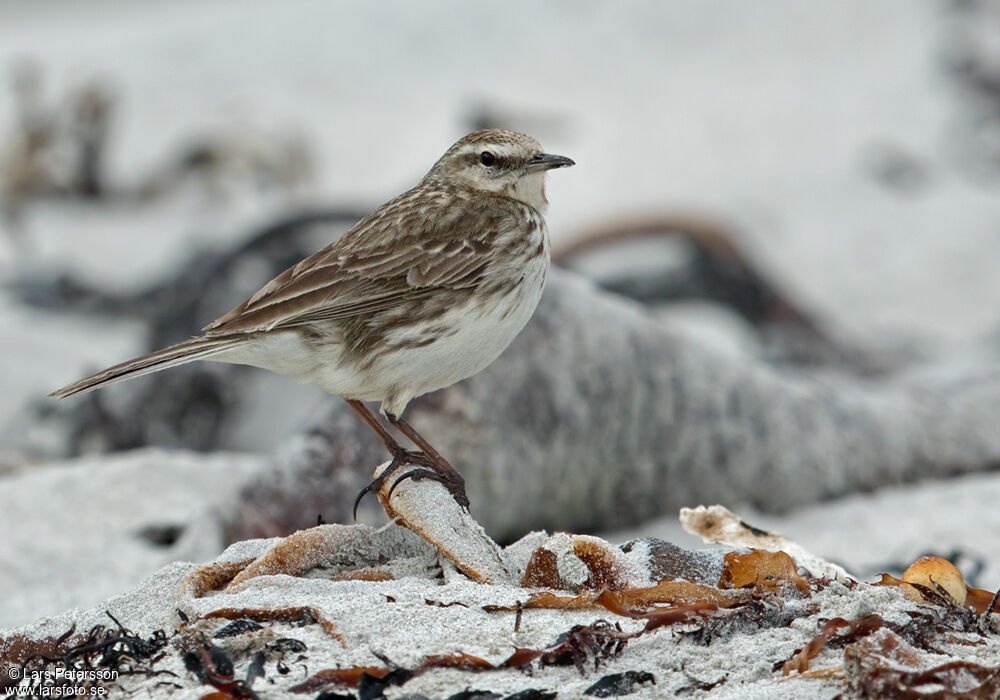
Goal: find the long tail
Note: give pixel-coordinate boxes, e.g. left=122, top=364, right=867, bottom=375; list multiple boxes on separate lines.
left=50, top=335, right=245, bottom=399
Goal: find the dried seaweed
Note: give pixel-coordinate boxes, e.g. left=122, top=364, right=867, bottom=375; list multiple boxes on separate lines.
left=290, top=666, right=391, bottom=693
left=719, top=550, right=811, bottom=596
left=512, top=620, right=633, bottom=674
left=489, top=579, right=742, bottom=617
left=876, top=572, right=1000, bottom=617
left=681, top=508, right=853, bottom=583
left=491, top=580, right=791, bottom=644
left=182, top=642, right=263, bottom=699
left=614, top=580, right=741, bottom=610
left=849, top=656, right=1000, bottom=698
left=354, top=659, right=417, bottom=700
left=288, top=657, right=448, bottom=694
left=891, top=608, right=981, bottom=655
left=521, top=536, right=630, bottom=592
left=6, top=611, right=174, bottom=695
left=183, top=559, right=258, bottom=598
left=871, top=570, right=992, bottom=656
left=289, top=620, right=634, bottom=695
left=313, top=691, right=356, bottom=700
left=779, top=614, right=884, bottom=675
left=522, top=570, right=811, bottom=650
left=502, top=691, right=557, bottom=700
left=582, top=670, right=655, bottom=697
left=680, top=597, right=814, bottom=646
left=442, top=691, right=501, bottom=700
left=268, top=639, right=308, bottom=655
left=214, top=619, right=264, bottom=638
left=626, top=538, right=724, bottom=585
left=520, top=548, right=561, bottom=589
left=637, top=602, right=720, bottom=633
left=975, top=586, right=1000, bottom=620
left=288, top=584, right=803, bottom=697
left=201, top=607, right=345, bottom=648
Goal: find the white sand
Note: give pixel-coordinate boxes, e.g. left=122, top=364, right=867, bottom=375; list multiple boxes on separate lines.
left=2, top=519, right=997, bottom=699
left=0, top=449, right=267, bottom=628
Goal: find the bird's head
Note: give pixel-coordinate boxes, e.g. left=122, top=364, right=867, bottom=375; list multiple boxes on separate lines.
left=426, top=129, right=574, bottom=212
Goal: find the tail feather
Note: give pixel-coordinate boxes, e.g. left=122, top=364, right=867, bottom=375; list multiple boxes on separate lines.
left=50, top=335, right=244, bottom=399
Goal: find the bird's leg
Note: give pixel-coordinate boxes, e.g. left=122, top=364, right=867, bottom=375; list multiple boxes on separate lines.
left=385, top=412, right=470, bottom=510
left=346, top=399, right=437, bottom=518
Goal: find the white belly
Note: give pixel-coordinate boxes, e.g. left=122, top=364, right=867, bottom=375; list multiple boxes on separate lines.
left=374, top=281, right=543, bottom=410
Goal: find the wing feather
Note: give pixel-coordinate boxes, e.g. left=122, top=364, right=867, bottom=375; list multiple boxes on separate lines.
left=203, top=188, right=513, bottom=335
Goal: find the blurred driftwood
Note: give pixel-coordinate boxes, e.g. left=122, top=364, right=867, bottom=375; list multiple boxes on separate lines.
left=554, top=216, right=818, bottom=331
left=555, top=216, right=839, bottom=368
left=230, top=268, right=1000, bottom=543
left=13, top=207, right=367, bottom=345
left=18, top=208, right=367, bottom=453
left=553, top=215, right=920, bottom=374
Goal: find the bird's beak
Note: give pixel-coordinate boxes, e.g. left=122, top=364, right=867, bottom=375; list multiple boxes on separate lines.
left=526, top=152, right=575, bottom=172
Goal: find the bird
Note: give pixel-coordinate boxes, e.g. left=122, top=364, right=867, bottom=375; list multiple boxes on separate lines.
left=51, top=128, right=575, bottom=512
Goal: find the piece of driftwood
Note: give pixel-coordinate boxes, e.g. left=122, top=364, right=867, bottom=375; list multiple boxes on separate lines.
left=375, top=461, right=512, bottom=584
left=680, top=504, right=854, bottom=582
left=229, top=267, right=1000, bottom=543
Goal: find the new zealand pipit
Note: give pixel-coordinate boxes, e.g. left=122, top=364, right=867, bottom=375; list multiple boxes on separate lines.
left=51, top=129, right=574, bottom=511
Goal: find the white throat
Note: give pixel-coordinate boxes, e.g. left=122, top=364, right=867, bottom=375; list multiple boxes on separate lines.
left=507, top=171, right=549, bottom=213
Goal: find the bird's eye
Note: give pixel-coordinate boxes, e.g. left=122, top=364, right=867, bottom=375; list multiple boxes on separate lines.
left=480, top=151, right=496, bottom=167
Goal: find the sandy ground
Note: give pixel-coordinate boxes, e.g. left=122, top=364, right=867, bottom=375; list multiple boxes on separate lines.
left=2, top=470, right=998, bottom=698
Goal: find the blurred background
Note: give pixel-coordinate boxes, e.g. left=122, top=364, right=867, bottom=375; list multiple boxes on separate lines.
left=3, top=0, right=1000, bottom=626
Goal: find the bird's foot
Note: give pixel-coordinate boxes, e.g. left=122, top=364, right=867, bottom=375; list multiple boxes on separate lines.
left=385, top=465, right=470, bottom=510
left=353, top=448, right=468, bottom=518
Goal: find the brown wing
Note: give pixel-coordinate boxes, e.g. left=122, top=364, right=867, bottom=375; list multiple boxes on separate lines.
left=202, top=187, right=512, bottom=335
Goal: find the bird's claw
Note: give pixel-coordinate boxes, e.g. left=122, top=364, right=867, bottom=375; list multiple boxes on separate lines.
left=386, top=467, right=470, bottom=510
left=352, top=448, right=467, bottom=519
left=352, top=449, right=469, bottom=520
